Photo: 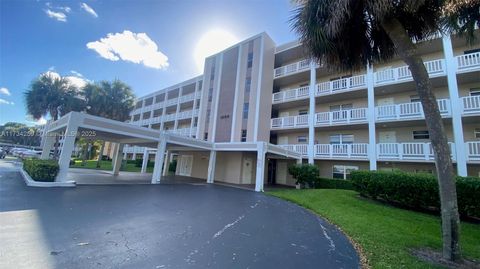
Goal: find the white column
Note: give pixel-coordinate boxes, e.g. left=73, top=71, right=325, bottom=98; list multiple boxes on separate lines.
left=442, top=35, right=467, bottom=176
left=41, top=134, right=55, bottom=159
left=210, top=54, right=224, bottom=142
left=190, top=82, right=199, bottom=137
left=174, top=87, right=183, bottom=130
left=112, top=143, right=124, bottom=176
left=131, top=152, right=136, bottom=160
left=255, top=142, right=266, bottom=192
left=162, top=150, right=170, bottom=176
left=160, top=92, right=168, bottom=131
left=141, top=149, right=149, bottom=173
left=55, top=115, right=79, bottom=182
left=367, top=65, right=377, bottom=170
left=151, top=139, right=167, bottom=183
left=207, top=150, right=216, bottom=183
left=230, top=44, right=243, bottom=142
left=308, top=61, right=316, bottom=164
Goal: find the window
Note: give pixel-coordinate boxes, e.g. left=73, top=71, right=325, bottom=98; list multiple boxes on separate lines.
left=142, top=112, right=151, bottom=120
left=474, top=128, right=480, bottom=139
left=135, top=101, right=143, bottom=109
left=470, top=88, right=480, bottom=97
left=464, top=48, right=480, bottom=54
left=297, top=136, right=307, bottom=143
left=245, top=77, right=251, bottom=92
left=332, top=165, right=358, bottom=180
left=413, top=130, right=429, bottom=140
left=415, top=169, right=433, bottom=174
left=220, top=114, right=230, bottom=119
left=330, top=134, right=354, bottom=144
left=208, top=87, right=213, bottom=102
left=144, top=97, right=153, bottom=106
left=133, top=114, right=141, bottom=121
left=410, top=95, right=421, bottom=102
left=247, top=52, right=253, bottom=68
left=298, top=109, right=308, bottom=115
left=204, top=132, right=208, bottom=140
left=153, top=109, right=162, bottom=117
left=241, top=129, right=247, bottom=142
left=243, top=103, right=249, bottom=119
left=329, top=104, right=353, bottom=111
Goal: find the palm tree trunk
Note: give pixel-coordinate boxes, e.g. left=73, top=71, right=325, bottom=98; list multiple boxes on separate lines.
left=96, top=140, right=105, bottom=168
left=381, top=18, right=461, bottom=261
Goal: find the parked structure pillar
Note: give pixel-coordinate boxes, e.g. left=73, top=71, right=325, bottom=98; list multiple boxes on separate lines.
left=255, top=143, right=266, bottom=192
left=366, top=65, right=377, bottom=170
left=56, top=114, right=80, bottom=182
left=442, top=35, right=467, bottom=176
left=141, top=148, right=149, bottom=173
left=207, top=150, right=216, bottom=183
left=112, top=143, right=125, bottom=176
left=308, top=61, right=316, bottom=164
left=162, top=150, right=170, bottom=176
left=41, top=134, right=55, bottom=160
left=152, top=139, right=167, bottom=183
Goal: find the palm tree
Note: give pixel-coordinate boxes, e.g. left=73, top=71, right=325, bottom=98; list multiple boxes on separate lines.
left=25, top=72, right=85, bottom=158
left=82, top=80, right=135, bottom=167
left=291, top=0, right=478, bottom=262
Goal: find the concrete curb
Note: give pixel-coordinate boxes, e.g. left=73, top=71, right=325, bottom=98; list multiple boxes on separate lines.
left=20, top=168, right=76, bottom=187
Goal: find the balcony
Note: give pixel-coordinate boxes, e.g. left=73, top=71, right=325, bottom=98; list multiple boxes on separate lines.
left=467, top=141, right=480, bottom=161
left=377, top=142, right=456, bottom=161
left=315, top=108, right=368, bottom=126
left=315, top=143, right=369, bottom=159
left=316, top=75, right=367, bottom=96
left=375, top=99, right=450, bottom=121
left=461, top=96, right=480, bottom=115
left=375, top=59, right=445, bottom=85
left=274, top=59, right=311, bottom=78
left=272, top=86, right=310, bottom=104
left=271, top=115, right=309, bottom=129
left=456, top=52, right=480, bottom=72
left=166, top=127, right=197, bottom=137
left=278, top=144, right=308, bottom=156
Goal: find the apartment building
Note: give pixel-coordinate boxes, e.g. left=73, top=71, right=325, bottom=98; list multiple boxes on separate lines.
left=123, top=31, right=480, bottom=186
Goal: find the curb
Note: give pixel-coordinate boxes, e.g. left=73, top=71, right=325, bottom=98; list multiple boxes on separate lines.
left=20, top=168, right=76, bottom=187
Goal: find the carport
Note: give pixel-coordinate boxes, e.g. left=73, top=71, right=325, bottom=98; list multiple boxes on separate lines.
left=42, top=112, right=302, bottom=191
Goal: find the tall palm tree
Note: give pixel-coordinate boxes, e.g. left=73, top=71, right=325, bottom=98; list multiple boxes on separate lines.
left=82, top=80, right=135, bottom=167
left=291, top=0, right=478, bottom=262
left=25, top=72, right=85, bottom=158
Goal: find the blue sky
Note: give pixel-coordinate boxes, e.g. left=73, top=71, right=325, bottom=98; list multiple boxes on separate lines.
left=0, top=0, right=298, bottom=125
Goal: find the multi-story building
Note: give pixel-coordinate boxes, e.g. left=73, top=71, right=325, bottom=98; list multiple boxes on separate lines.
left=122, top=31, right=479, bottom=187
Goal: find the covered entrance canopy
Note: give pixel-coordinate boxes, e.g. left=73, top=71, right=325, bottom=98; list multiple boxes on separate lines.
left=42, top=112, right=301, bottom=192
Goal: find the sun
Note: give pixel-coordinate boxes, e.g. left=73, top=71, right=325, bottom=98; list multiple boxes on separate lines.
left=194, top=29, right=239, bottom=72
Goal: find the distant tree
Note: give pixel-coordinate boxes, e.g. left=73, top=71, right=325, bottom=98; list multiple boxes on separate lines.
left=291, top=0, right=479, bottom=262
left=0, top=122, right=41, bottom=147
left=24, top=73, right=85, bottom=158
left=81, top=80, right=135, bottom=167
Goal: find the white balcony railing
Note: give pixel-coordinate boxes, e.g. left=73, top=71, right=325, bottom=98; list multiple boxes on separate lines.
left=166, top=127, right=196, bottom=137
left=179, top=92, right=196, bottom=103
left=461, top=96, right=480, bottom=114
left=316, top=75, right=366, bottom=96
left=271, top=115, right=309, bottom=129
left=272, top=86, right=310, bottom=103
left=467, top=141, right=480, bottom=161
left=278, top=144, right=308, bottom=156
left=377, top=142, right=456, bottom=161
left=456, top=52, right=480, bottom=71
left=375, top=99, right=450, bottom=121
left=315, top=108, right=368, bottom=126
left=274, top=59, right=311, bottom=78
left=375, top=59, right=445, bottom=84
left=315, top=144, right=368, bottom=159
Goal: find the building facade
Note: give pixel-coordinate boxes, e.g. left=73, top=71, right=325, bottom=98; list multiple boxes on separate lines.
left=123, top=31, right=480, bottom=186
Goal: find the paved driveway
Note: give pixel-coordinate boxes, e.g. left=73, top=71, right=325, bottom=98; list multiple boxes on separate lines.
left=0, top=159, right=359, bottom=269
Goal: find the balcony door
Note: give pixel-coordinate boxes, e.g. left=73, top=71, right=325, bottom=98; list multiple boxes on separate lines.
left=177, top=155, right=193, bottom=176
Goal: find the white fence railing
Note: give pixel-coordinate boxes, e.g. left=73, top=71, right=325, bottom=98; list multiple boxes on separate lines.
left=461, top=96, right=480, bottom=114
left=467, top=141, right=480, bottom=161
left=315, top=108, right=368, bottom=126
left=271, top=115, right=309, bottom=129
left=314, top=143, right=369, bottom=159
left=274, top=59, right=311, bottom=78
left=272, top=86, right=310, bottom=103
left=375, top=59, right=445, bottom=84
left=375, top=99, right=450, bottom=121
left=456, top=52, right=480, bottom=70
left=377, top=142, right=456, bottom=160
left=316, top=75, right=366, bottom=96
left=278, top=144, right=308, bottom=156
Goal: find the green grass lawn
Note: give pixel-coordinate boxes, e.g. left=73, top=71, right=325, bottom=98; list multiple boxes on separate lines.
left=70, top=159, right=154, bottom=173
left=268, top=189, right=480, bottom=269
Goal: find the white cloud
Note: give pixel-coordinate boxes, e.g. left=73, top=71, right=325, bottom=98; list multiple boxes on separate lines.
left=45, top=9, right=67, bottom=22
left=0, top=87, right=11, bottom=96
left=41, top=71, right=88, bottom=89
left=86, top=30, right=169, bottom=69
left=0, top=98, right=14, bottom=105
left=70, top=70, right=84, bottom=77
left=80, top=3, right=98, bottom=18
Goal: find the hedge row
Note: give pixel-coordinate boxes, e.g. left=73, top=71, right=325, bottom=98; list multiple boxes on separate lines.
left=350, top=170, right=480, bottom=218
left=316, top=178, right=354, bottom=190
left=23, top=158, right=59, bottom=182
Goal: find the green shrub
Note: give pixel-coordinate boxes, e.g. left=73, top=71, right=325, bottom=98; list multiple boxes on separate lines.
left=23, top=158, right=59, bottom=182
left=288, top=163, right=319, bottom=187
left=134, top=158, right=143, bottom=167
left=69, top=159, right=75, bottom=166
left=315, top=177, right=354, bottom=190
left=126, top=159, right=136, bottom=164
left=350, top=170, right=480, bottom=218
left=168, top=159, right=177, bottom=172
left=147, top=160, right=155, bottom=168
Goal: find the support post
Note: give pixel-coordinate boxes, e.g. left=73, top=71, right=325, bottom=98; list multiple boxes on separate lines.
left=112, top=143, right=124, bottom=176
left=41, top=134, right=55, bottom=159
left=308, top=61, right=316, bottom=164
left=442, top=35, right=467, bottom=176
left=131, top=152, right=136, bottom=160
left=162, top=150, right=170, bottom=176
left=141, top=149, right=149, bottom=173
left=207, top=150, right=216, bottom=183
left=255, top=143, right=266, bottom=192
left=367, top=65, right=377, bottom=170
left=151, top=139, right=167, bottom=183
left=55, top=114, right=79, bottom=182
